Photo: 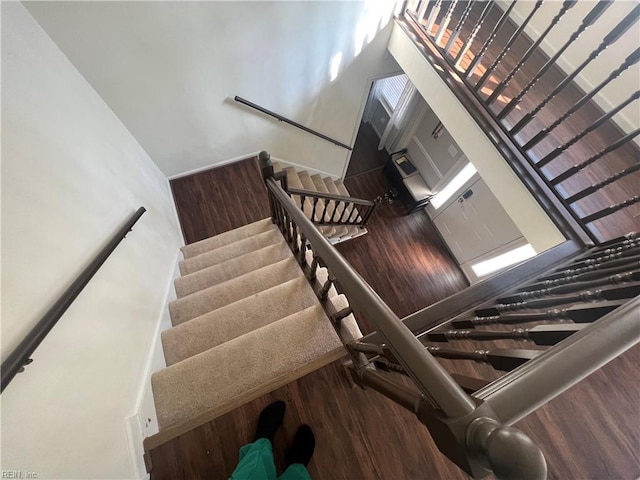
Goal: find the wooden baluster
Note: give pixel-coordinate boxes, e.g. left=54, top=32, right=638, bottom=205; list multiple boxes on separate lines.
left=424, top=0, right=443, bottom=35
left=444, top=0, right=474, bottom=55
left=486, top=1, right=576, bottom=106
left=450, top=373, right=491, bottom=394
left=330, top=307, right=354, bottom=325
left=347, top=207, right=359, bottom=224
left=475, top=0, right=544, bottom=92
left=551, top=129, right=640, bottom=185
left=415, top=0, right=430, bottom=21
left=518, top=261, right=640, bottom=293
left=425, top=346, right=540, bottom=372
left=455, top=1, right=494, bottom=69
left=537, top=92, right=640, bottom=167
left=466, top=1, right=517, bottom=78
left=498, top=271, right=640, bottom=303
left=298, top=234, right=307, bottom=264
left=362, top=204, right=376, bottom=226
left=308, top=252, right=319, bottom=280
left=581, top=196, right=640, bottom=225
left=338, top=202, right=351, bottom=222
left=591, top=232, right=638, bottom=250
left=319, top=273, right=335, bottom=299
left=567, top=246, right=640, bottom=272
left=311, top=197, right=319, bottom=223
left=565, top=164, right=640, bottom=205
left=452, top=300, right=626, bottom=328
left=330, top=201, right=343, bottom=223
left=291, top=221, right=299, bottom=253
left=497, top=0, right=611, bottom=120
left=321, top=198, right=330, bottom=224
left=434, top=0, right=459, bottom=46
left=476, top=282, right=640, bottom=314
left=542, top=253, right=640, bottom=281
left=510, top=4, right=640, bottom=136
left=522, top=48, right=640, bottom=151
left=428, top=324, right=584, bottom=346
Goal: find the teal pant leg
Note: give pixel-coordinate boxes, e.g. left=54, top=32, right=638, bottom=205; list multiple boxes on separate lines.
left=278, top=463, right=312, bottom=480
left=229, top=438, right=277, bottom=480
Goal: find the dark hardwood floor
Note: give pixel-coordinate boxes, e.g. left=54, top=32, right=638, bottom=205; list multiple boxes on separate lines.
left=156, top=156, right=640, bottom=480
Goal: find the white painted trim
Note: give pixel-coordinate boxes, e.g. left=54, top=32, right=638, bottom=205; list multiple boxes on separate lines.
left=413, top=136, right=443, bottom=181
left=125, top=252, right=181, bottom=479
left=168, top=151, right=262, bottom=180
left=272, top=156, right=340, bottom=181
left=340, top=70, right=405, bottom=179
left=167, top=178, right=186, bottom=246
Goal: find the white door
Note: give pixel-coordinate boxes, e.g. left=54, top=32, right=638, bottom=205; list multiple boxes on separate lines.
left=433, top=178, right=523, bottom=264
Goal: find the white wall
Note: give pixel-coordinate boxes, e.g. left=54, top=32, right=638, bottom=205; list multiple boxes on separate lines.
left=23, top=1, right=404, bottom=179
left=1, top=3, right=183, bottom=478
left=388, top=22, right=566, bottom=253
left=500, top=0, right=640, bottom=138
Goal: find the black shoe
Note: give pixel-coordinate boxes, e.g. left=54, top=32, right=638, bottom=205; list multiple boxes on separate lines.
left=254, top=401, right=286, bottom=442
left=286, top=425, right=316, bottom=467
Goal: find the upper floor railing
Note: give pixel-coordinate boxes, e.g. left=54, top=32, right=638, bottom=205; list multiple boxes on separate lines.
left=401, top=0, right=640, bottom=244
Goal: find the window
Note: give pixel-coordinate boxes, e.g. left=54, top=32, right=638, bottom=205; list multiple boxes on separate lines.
left=471, top=244, right=537, bottom=277
left=431, top=162, right=477, bottom=209
left=378, top=74, right=409, bottom=111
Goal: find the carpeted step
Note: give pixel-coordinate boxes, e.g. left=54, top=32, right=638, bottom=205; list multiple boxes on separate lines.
left=311, top=174, right=348, bottom=238
left=181, top=218, right=275, bottom=259
left=152, top=304, right=345, bottom=431
left=175, top=241, right=292, bottom=298
left=169, top=257, right=302, bottom=326
left=179, top=228, right=283, bottom=276
left=299, top=172, right=336, bottom=236
left=334, top=180, right=367, bottom=240
left=162, top=276, right=321, bottom=365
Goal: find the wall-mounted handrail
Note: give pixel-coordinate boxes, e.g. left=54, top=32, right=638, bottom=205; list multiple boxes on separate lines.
left=234, top=96, right=353, bottom=150
left=1, top=207, right=147, bottom=393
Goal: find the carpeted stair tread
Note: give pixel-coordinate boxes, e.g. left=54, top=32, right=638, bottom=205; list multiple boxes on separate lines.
left=175, top=241, right=292, bottom=298
left=334, top=180, right=367, bottom=239
left=300, top=172, right=336, bottom=236
left=170, top=257, right=302, bottom=325
left=181, top=219, right=275, bottom=259
left=329, top=294, right=362, bottom=343
left=152, top=304, right=344, bottom=431
left=162, top=276, right=321, bottom=365
left=179, top=228, right=283, bottom=276
left=311, top=174, right=348, bottom=238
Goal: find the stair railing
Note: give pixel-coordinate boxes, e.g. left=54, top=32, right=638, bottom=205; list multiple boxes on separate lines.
left=261, top=151, right=549, bottom=479
left=287, top=186, right=377, bottom=229
left=0, top=207, right=147, bottom=393
left=402, top=1, right=640, bottom=244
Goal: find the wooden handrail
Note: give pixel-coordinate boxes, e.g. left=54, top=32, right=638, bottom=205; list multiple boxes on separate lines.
left=234, top=96, right=352, bottom=150
left=0, top=207, right=146, bottom=393
left=264, top=176, right=476, bottom=418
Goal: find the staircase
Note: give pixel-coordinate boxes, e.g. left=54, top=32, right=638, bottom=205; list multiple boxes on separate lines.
left=272, top=162, right=369, bottom=243
left=148, top=218, right=362, bottom=445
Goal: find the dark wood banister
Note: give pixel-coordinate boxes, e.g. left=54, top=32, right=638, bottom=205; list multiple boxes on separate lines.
left=234, top=96, right=353, bottom=150
left=0, top=207, right=147, bottom=393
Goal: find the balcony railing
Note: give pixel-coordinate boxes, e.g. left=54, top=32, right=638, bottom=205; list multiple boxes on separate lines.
left=402, top=0, right=640, bottom=244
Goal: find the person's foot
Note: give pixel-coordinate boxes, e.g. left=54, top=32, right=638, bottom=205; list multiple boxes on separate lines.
left=286, top=425, right=315, bottom=467
left=254, top=401, right=286, bottom=442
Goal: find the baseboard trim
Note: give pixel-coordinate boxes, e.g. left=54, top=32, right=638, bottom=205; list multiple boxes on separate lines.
left=168, top=152, right=261, bottom=180
left=125, top=251, right=182, bottom=479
